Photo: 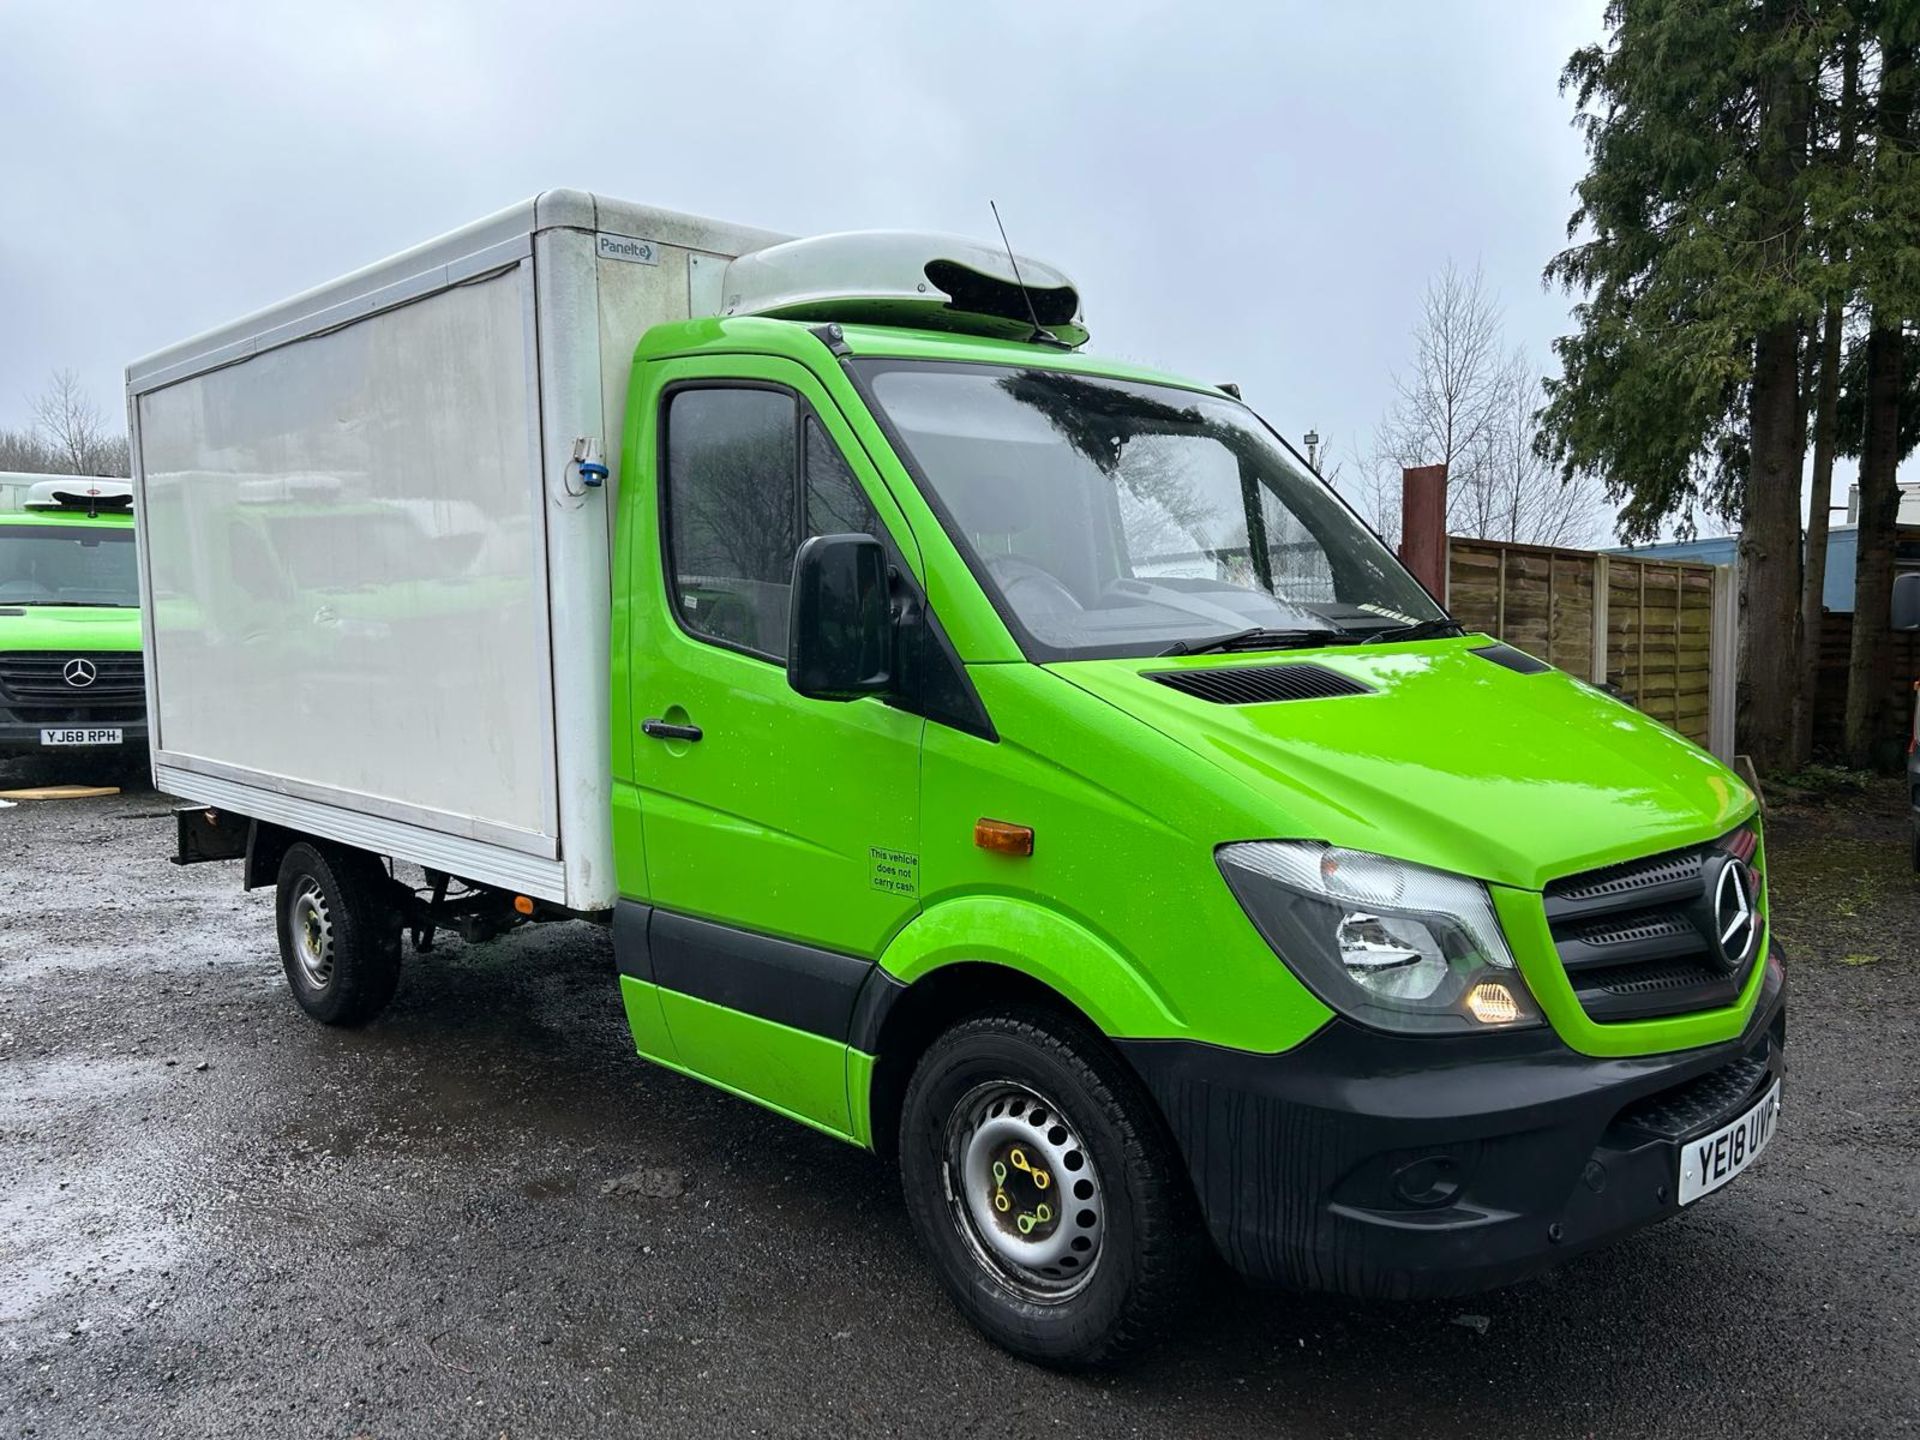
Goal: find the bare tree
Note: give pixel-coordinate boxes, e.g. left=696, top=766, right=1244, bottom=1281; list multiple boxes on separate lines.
left=25, top=369, right=127, bottom=476
left=0, top=427, right=58, bottom=472
left=1480, top=356, right=1603, bottom=548
left=1376, top=261, right=1507, bottom=530
left=1328, top=438, right=1405, bottom=552
left=1374, top=262, right=1604, bottom=548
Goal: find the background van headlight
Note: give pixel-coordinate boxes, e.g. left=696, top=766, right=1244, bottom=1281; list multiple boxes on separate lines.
left=1217, top=841, right=1543, bottom=1034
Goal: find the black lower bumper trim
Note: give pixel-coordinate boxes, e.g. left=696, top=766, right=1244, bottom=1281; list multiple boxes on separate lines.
left=1120, top=957, right=1786, bottom=1299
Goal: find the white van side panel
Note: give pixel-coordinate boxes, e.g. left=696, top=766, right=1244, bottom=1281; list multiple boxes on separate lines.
left=128, top=191, right=791, bottom=910
left=136, top=261, right=561, bottom=854
left=533, top=224, right=616, bottom=907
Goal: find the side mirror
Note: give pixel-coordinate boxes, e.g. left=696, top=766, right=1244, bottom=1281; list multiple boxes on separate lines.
left=788, top=533, right=893, bottom=700
left=1894, top=572, right=1920, bottom=632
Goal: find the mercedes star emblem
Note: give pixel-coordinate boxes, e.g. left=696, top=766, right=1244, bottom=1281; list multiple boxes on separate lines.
left=62, top=657, right=98, bottom=688
left=1712, top=857, right=1757, bottom=969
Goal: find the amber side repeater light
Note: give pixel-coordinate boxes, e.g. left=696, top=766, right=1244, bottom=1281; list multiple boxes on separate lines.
left=974, top=819, right=1035, bottom=857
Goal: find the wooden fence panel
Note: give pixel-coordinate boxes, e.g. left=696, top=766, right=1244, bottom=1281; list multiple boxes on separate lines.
left=1811, top=612, right=1920, bottom=758
left=1447, top=538, right=1721, bottom=750
left=1446, top=539, right=1599, bottom=677
left=1600, top=559, right=1715, bottom=746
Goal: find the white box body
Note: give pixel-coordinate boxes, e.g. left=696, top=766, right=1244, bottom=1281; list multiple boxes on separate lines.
left=127, top=191, right=787, bottom=909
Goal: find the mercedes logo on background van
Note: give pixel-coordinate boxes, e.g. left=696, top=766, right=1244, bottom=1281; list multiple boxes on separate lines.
left=1709, top=855, right=1757, bottom=970
left=62, top=658, right=97, bottom=688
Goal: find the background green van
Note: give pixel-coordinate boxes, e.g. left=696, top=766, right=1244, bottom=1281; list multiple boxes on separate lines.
left=0, top=477, right=144, bottom=758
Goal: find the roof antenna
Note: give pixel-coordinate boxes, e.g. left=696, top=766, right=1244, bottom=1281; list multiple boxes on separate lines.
left=990, top=200, right=1070, bottom=350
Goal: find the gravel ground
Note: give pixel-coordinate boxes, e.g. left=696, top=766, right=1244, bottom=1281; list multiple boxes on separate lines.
left=1, top=753, right=1916, bottom=1438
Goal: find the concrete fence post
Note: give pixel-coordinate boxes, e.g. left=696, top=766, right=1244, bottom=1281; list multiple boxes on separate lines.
left=1708, top=560, right=1738, bottom=762
left=1591, top=552, right=1611, bottom=685
left=1398, top=465, right=1449, bottom=603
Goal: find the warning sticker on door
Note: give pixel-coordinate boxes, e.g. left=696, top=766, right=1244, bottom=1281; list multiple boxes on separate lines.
left=869, top=847, right=919, bottom=898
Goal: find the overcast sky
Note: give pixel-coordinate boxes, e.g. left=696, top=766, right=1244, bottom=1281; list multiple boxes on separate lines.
left=1, top=0, right=1607, bottom=514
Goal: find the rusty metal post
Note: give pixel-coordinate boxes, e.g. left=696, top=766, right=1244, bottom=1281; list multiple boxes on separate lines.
left=1398, top=464, right=1449, bottom=603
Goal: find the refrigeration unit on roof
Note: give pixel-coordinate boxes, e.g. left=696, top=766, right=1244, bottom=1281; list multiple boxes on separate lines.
left=720, top=230, right=1089, bottom=347
left=23, top=479, right=134, bottom=512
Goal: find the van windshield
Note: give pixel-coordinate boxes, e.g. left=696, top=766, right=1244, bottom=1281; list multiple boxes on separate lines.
left=856, top=361, right=1446, bottom=660
left=0, top=524, right=138, bottom=608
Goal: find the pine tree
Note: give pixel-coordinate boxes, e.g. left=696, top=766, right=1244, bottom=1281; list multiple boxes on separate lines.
left=1844, top=7, right=1920, bottom=766
left=1539, top=0, right=1844, bottom=774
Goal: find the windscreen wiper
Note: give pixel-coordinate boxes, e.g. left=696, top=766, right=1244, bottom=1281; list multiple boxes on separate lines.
left=1363, top=618, right=1467, bottom=643
left=1160, top=626, right=1362, bottom=657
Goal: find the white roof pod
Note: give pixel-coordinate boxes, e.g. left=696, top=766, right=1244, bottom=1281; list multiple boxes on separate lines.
left=24, top=478, right=135, bottom=511
left=720, top=230, right=1089, bottom=347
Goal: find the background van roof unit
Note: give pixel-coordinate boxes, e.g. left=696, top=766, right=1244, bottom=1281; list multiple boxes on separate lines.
left=22, top=478, right=135, bottom=512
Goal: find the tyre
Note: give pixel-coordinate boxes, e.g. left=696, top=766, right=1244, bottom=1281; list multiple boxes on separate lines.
left=274, top=841, right=403, bottom=1026
left=897, top=1007, right=1199, bottom=1368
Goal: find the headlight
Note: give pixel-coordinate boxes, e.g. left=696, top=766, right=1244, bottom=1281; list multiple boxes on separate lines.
left=1217, top=841, right=1542, bottom=1034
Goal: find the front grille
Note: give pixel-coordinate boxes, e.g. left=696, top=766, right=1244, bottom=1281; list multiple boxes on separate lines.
left=1544, top=827, right=1764, bottom=1022
left=1552, top=850, right=1706, bottom=907
left=4, top=702, right=145, bottom=724
left=1572, top=955, right=1729, bottom=1000
left=1575, top=911, right=1697, bottom=947
left=0, top=651, right=145, bottom=721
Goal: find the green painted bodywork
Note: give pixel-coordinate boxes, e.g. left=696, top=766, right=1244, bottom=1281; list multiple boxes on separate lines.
left=619, top=977, right=857, bottom=1142
left=0, top=509, right=141, bottom=655
left=845, top=1049, right=877, bottom=1149
left=655, top=987, right=856, bottom=1138
left=0, top=510, right=138, bottom=533
left=618, top=354, right=924, bottom=966
left=605, top=316, right=1765, bottom=1148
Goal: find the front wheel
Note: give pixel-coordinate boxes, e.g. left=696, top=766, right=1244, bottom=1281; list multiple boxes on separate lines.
left=898, top=1008, right=1200, bottom=1368
left=274, top=841, right=402, bottom=1026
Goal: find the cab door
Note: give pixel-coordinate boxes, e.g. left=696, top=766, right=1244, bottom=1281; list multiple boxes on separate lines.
left=625, top=356, right=922, bottom=1135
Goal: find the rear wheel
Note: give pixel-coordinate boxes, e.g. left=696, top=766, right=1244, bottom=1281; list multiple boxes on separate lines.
left=898, top=1007, right=1199, bottom=1368
left=275, top=841, right=402, bottom=1026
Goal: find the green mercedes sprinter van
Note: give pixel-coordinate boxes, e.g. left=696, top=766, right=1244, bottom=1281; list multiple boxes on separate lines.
left=139, top=203, right=1783, bottom=1368
left=0, top=478, right=144, bottom=757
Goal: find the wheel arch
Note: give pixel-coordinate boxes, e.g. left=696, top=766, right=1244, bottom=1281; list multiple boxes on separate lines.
left=859, top=897, right=1186, bottom=1160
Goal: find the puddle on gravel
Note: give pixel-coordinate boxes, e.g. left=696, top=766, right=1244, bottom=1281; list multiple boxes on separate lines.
left=0, top=1058, right=190, bottom=1327
left=0, top=892, right=276, bottom=985
left=0, top=1174, right=182, bottom=1326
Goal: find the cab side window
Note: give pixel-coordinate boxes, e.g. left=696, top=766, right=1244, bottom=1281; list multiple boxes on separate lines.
left=804, top=416, right=877, bottom=538
left=663, top=387, right=880, bottom=662
left=665, top=388, right=799, bottom=658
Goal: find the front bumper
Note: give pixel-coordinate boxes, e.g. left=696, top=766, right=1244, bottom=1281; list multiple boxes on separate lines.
left=1120, top=952, right=1786, bottom=1299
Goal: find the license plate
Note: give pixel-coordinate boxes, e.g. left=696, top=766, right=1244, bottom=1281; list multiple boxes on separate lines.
left=39, top=727, right=123, bottom=746
left=1678, top=1078, right=1781, bottom=1206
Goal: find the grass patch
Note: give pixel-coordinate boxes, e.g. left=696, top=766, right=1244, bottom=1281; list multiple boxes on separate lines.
left=1768, top=764, right=1876, bottom=803
left=1763, top=830, right=1908, bottom=960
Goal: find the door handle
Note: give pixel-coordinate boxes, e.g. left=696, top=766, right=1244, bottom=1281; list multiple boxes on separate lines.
left=642, top=717, right=703, bottom=743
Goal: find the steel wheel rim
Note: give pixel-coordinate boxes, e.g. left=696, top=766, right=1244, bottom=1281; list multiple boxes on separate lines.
left=941, top=1081, right=1105, bottom=1303
left=290, top=880, right=334, bottom=989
